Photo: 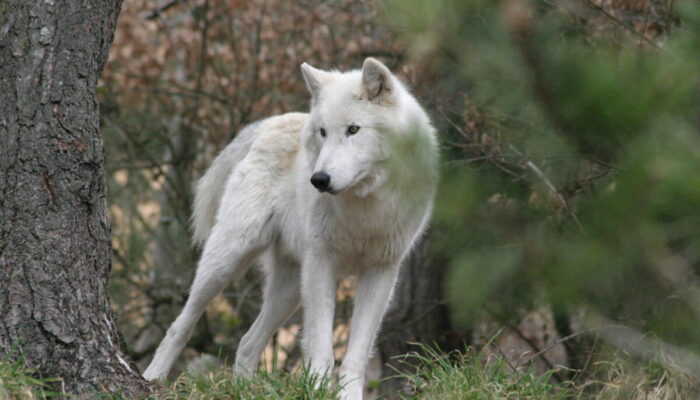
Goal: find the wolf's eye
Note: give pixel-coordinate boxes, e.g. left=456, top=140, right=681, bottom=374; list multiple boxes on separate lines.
left=347, top=125, right=360, bottom=136
left=320, top=128, right=326, bottom=138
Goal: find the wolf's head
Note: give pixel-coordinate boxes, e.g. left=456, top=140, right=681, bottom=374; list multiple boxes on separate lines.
left=300, top=58, right=408, bottom=196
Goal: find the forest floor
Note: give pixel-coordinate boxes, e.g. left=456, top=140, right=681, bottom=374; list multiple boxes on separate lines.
left=2, top=343, right=699, bottom=399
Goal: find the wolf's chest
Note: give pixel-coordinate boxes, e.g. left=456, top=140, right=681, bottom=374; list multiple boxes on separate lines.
left=321, top=206, right=413, bottom=268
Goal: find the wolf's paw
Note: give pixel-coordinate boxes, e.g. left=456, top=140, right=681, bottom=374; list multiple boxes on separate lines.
left=338, top=382, right=363, bottom=400
left=338, top=372, right=364, bottom=400
left=142, top=365, right=166, bottom=382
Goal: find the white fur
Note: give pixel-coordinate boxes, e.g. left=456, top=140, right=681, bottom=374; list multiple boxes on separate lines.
left=143, top=58, right=439, bottom=400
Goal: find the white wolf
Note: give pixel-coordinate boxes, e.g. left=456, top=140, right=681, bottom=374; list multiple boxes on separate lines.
left=143, top=58, right=439, bottom=399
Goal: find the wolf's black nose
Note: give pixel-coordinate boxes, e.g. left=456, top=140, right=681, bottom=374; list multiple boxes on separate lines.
left=310, top=172, right=331, bottom=191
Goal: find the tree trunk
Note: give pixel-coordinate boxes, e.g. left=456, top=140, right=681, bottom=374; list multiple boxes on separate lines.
left=376, top=237, right=468, bottom=398
left=0, top=0, right=149, bottom=395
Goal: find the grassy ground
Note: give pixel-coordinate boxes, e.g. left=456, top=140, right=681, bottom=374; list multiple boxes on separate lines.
left=0, top=355, right=61, bottom=400
left=1, top=346, right=699, bottom=399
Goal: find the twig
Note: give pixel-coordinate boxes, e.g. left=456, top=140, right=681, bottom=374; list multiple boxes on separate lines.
left=584, top=0, right=669, bottom=53
left=580, top=331, right=599, bottom=378
left=144, top=0, right=185, bottom=20
left=523, top=326, right=605, bottom=364
left=443, top=154, right=525, bottom=167
left=495, top=346, right=522, bottom=375
left=438, top=107, right=523, bottom=179
left=509, top=145, right=583, bottom=231
left=484, top=307, right=564, bottom=382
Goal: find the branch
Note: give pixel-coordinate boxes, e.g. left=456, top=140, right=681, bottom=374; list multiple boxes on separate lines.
left=484, top=307, right=565, bottom=382
left=144, top=0, right=186, bottom=20
left=584, top=0, right=669, bottom=53
left=509, top=145, right=583, bottom=231
left=438, top=107, right=524, bottom=179
left=523, top=326, right=603, bottom=364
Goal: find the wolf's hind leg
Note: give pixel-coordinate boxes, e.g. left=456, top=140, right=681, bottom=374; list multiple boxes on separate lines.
left=142, top=225, right=264, bottom=381
left=234, top=252, right=301, bottom=373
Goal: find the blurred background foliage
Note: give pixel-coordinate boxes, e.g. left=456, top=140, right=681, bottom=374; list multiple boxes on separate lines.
left=99, top=0, right=700, bottom=398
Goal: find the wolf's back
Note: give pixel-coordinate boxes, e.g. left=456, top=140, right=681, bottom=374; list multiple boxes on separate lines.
left=191, top=122, right=260, bottom=247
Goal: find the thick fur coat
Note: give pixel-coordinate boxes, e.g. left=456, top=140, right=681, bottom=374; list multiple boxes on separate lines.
left=143, top=58, right=439, bottom=400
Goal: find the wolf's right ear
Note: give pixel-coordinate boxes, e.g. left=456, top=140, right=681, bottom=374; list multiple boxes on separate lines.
left=301, top=63, right=331, bottom=99
left=362, top=58, right=394, bottom=104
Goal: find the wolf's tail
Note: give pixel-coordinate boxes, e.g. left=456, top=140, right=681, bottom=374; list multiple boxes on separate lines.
left=190, top=123, right=259, bottom=247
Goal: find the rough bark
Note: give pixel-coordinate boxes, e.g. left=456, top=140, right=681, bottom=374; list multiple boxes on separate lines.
left=376, top=237, right=468, bottom=398
left=0, top=0, right=149, bottom=395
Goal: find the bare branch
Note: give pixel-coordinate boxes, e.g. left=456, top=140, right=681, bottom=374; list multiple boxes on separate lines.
left=584, top=0, right=669, bottom=53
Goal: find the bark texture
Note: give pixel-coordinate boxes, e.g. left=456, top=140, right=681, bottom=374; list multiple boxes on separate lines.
left=0, top=0, right=149, bottom=395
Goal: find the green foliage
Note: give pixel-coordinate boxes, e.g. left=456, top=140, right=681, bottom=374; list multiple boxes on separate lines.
left=388, top=0, right=700, bottom=358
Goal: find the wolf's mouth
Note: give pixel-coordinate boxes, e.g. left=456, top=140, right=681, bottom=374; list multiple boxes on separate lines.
left=317, top=187, right=339, bottom=195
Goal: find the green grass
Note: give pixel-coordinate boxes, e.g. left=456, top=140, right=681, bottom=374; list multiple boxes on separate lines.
left=0, top=354, right=61, bottom=400
left=391, top=344, right=570, bottom=400
left=152, top=366, right=341, bottom=400
left=2, top=346, right=700, bottom=399
left=149, top=347, right=566, bottom=400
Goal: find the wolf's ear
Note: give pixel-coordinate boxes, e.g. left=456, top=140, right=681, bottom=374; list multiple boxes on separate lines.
left=362, top=58, right=394, bottom=104
left=301, top=63, right=332, bottom=99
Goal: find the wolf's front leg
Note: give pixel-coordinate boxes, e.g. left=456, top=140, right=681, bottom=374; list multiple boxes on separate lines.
left=339, top=265, right=400, bottom=400
left=301, top=250, right=337, bottom=377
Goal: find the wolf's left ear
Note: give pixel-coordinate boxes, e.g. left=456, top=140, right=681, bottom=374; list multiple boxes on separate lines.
left=301, top=63, right=332, bottom=99
left=362, top=58, right=394, bottom=104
